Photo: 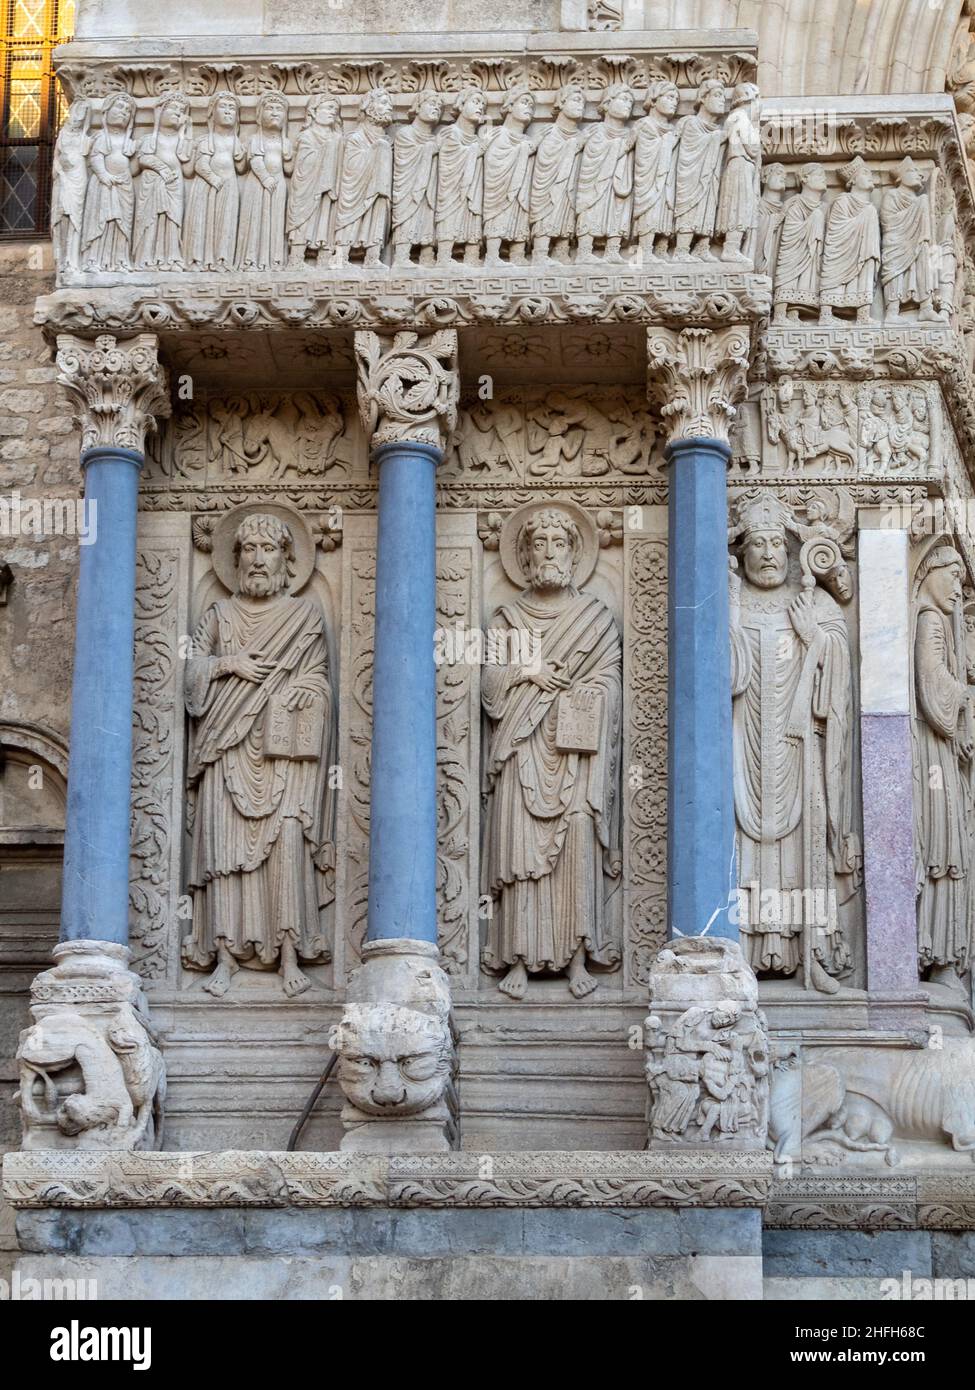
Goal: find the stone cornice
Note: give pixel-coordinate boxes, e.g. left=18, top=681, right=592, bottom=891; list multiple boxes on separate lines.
left=35, top=271, right=772, bottom=338
left=767, top=1173, right=975, bottom=1231
left=2, top=1148, right=772, bottom=1209
left=55, top=333, right=171, bottom=454
left=56, top=34, right=758, bottom=102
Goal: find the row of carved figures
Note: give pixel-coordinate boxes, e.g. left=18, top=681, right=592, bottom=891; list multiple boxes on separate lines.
left=759, top=156, right=953, bottom=324
left=52, top=80, right=762, bottom=275
left=153, top=491, right=975, bottom=1007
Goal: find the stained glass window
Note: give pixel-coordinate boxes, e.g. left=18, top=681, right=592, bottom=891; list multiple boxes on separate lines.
left=0, top=0, right=74, bottom=238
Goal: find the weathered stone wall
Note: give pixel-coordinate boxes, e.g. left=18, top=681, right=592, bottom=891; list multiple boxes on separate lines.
left=0, top=240, right=79, bottom=1280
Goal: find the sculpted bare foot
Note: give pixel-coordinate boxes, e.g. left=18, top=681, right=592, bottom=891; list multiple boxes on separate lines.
left=282, top=960, right=312, bottom=998
left=498, top=961, right=528, bottom=999
left=568, top=948, right=598, bottom=999
left=203, top=956, right=237, bottom=998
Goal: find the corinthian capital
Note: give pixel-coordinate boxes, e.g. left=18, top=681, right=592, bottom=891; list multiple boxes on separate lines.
left=56, top=333, right=171, bottom=454
left=646, top=326, right=750, bottom=448
left=355, top=329, right=459, bottom=451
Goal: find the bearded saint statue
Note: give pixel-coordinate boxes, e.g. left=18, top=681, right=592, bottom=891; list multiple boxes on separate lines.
left=480, top=506, right=622, bottom=1000
left=182, top=512, right=336, bottom=998
left=729, top=494, right=861, bottom=994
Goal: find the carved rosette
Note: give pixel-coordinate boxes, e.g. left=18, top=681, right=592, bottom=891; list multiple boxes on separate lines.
left=56, top=333, right=171, bottom=454
left=646, top=326, right=750, bottom=447
left=355, top=329, right=459, bottom=451
left=17, top=940, right=166, bottom=1152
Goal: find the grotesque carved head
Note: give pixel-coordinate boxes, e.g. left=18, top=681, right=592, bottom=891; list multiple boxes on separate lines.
left=333, top=1004, right=453, bottom=1117
left=517, top=507, right=581, bottom=593
left=233, top=512, right=295, bottom=598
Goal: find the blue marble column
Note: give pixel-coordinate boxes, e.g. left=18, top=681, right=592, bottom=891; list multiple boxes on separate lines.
left=366, top=439, right=441, bottom=944
left=665, top=435, right=738, bottom=941
left=61, top=445, right=143, bottom=945
left=647, top=325, right=749, bottom=943
left=55, top=334, right=170, bottom=948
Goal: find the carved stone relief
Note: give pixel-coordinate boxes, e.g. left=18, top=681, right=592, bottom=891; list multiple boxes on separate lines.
left=740, top=377, right=938, bottom=478
left=768, top=155, right=954, bottom=330
left=180, top=505, right=338, bottom=998
left=728, top=489, right=863, bottom=994
left=624, top=518, right=669, bottom=988
left=53, top=66, right=763, bottom=278
left=479, top=500, right=623, bottom=1000
left=911, top=537, right=975, bottom=1003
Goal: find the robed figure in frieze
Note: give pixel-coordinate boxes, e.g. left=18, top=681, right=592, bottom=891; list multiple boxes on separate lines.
left=182, top=507, right=336, bottom=999
left=728, top=492, right=861, bottom=994
left=480, top=503, right=623, bottom=1001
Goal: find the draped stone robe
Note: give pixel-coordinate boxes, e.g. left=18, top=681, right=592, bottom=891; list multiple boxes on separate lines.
left=576, top=122, right=633, bottom=240
left=483, top=125, right=533, bottom=242
left=480, top=590, right=622, bottom=975
left=632, top=111, right=678, bottom=238
left=529, top=120, right=581, bottom=240
left=821, top=189, right=880, bottom=310
left=288, top=125, right=343, bottom=249
left=392, top=122, right=439, bottom=247
left=335, top=121, right=392, bottom=251
left=435, top=123, right=484, bottom=247
left=673, top=112, right=724, bottom=237
left=731, top=584, right=859, bottom=978
left=913, top=600, right=972, bottom=972
left=881, top=184, right=935, bottom=307
left=774, top=190, right=826, bottom=309
left=183, top=594, right=335, bottom=970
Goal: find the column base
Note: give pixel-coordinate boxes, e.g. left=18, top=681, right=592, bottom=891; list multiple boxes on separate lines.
left=644, top=937, right=770, bottom=1152
left=17, top=940, right=165, bottom=1152
left=334, top=939, right=458, bottom=1154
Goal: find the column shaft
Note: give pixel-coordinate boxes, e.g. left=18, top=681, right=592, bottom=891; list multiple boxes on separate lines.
left=857, top=521, right=920, bottom=995
left=366, top=441, right=440, bottom=945
left=666, top=436, right=737, bottom=940
left=61, top=446, right=142, bottom=945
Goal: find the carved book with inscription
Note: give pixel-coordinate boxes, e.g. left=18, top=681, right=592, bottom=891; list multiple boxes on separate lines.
left=263, top=692, right=324, bottom=759
left=555, top=685, right=603, bottom=753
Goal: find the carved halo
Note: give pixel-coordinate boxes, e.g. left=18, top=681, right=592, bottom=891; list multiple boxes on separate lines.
left=498, top=499, right=599, bottom=590
left=210, top=502, right=317, bottom=594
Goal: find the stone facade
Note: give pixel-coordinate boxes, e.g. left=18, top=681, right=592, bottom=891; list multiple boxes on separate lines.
left=7, top=0, right=975, bottom=1302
